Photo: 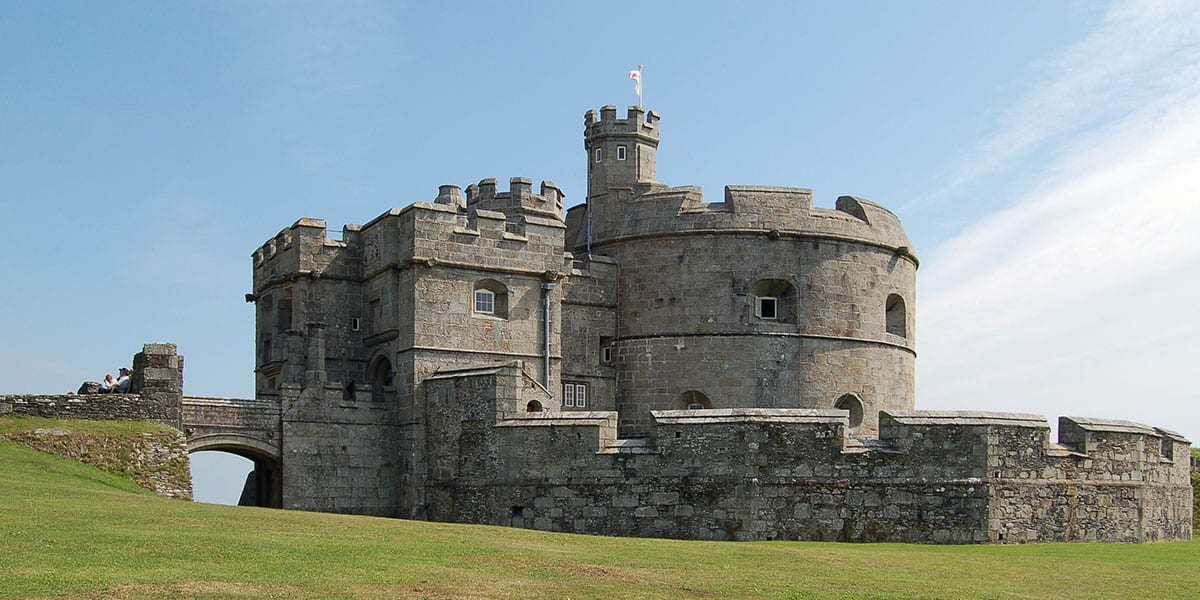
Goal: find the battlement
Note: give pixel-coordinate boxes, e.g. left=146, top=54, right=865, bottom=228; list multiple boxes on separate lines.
left=462, top=177, right=564, bottom=218
left=252, top=217, right=363, bottom=283
left=584, top=105, right=660, bottom=141
left=420, top=362, right=1192, bottom=543
left=582, top=182, right=913, bottom=255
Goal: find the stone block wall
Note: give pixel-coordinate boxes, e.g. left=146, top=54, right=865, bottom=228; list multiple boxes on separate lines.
left=420, top=369, right=1192, bottom=543
left=278, top=382, right=402, bottom=517
left=2, top=343, right=184, bottom=428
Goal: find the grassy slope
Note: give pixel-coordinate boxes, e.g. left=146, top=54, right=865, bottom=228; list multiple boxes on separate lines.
left=0, top=415, right=191, bottom=498
left=0, top=432, right=1196, bottom=599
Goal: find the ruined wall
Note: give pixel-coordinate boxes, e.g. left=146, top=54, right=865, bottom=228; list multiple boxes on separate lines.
left=2, top=343, right=184, bottom=427
left=421, top=369, right=1192, bottom=543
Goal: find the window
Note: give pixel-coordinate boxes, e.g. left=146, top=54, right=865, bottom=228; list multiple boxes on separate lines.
left=594, top=147, right=603, bottom=163
left=756, top=296, right=778, bottom=319
left=369, top=298, right=381, bottom=333
left=600, top=337, right=614, bottom=364
left=673, top=390, right=712, bottom=410
left=563, top=382, right=587, bottom=408
left=369, top=356, right=393, bottom=403
left=835, top=393, right=864, bottom=432
left=473, top=279, right=509, bottom=318
left=886, top=294, right=906, bottom=337
left=526, top=400, right=543, bottom=412
left=616, top=145, right=627, bottom=160
left=350, top=317, right=361, bottom=331
left=750, top=279, right=795, bottom=322
left=474, top=289, right=495, bottom=314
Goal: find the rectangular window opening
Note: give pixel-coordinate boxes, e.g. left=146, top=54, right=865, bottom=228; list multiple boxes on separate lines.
left=594, top=147, right=603, bottom=163
left=616, top=145, right=627, bottom=160
left=350, top=317, right=361, bottom=331
left=563, top=382, right=587, bottom=409
left=475, top=290, right=495, bottom=314
left=756, top=297, right=778, bottom=320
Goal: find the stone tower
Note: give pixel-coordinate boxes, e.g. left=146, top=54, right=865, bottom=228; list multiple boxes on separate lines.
left=582, top=104, right=661, bottom=244
left=566, top=105, right=918, bottom=436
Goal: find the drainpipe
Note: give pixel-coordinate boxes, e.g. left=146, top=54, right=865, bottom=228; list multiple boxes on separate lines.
left=541, top=281, right=556, bottom=389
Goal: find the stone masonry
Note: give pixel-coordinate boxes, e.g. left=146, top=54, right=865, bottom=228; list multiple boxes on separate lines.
left=223, top=104, right=1194, bottom=541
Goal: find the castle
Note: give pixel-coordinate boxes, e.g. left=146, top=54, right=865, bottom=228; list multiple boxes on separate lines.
left=0, top=105, right=1189, bottom=542
left=234, top=104, right=1192, bottom=542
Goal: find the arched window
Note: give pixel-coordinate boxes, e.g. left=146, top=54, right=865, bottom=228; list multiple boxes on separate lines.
left=526, top=400, right=543, bottom=412
left=835, top=393, right=864, bottom=432
left=473, top=279, right=509, bottom=319
left=673, top=390, right=712, bottom=410
left=369, top=356, right=393, bottom=403
left=750, top=279, right=796, bottom=322
left=885, top=294, right=906, bottom=337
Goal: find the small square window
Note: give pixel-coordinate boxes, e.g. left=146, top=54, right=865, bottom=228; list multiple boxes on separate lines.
left=475, top=289, right=495, bottom=314
left=756, top=297, right=778, bottom=320
left=594, top=147, right=603, bottom=163
left=616, top=145, right=627, bottom=160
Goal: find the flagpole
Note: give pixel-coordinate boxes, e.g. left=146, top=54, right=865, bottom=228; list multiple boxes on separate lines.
left=638, top=64, right=644, bottom=107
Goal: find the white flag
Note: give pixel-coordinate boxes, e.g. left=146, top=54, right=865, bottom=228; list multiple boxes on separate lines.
left=629, top=68, right=642, bottom=96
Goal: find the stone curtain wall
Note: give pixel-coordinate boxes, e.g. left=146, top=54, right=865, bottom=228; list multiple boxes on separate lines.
left=0, top=394, right=172, bottom=422
left=1, top=343, right=184, bottom=428
left=422, top=368, right=1193, bottom=544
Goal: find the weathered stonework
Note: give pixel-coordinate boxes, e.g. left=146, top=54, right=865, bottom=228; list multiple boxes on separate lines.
left=0, top=343, right=192, bottom=499
left=10, top=106, right=1182, bottom=543
left=223, top=104, right=1190, bottom=541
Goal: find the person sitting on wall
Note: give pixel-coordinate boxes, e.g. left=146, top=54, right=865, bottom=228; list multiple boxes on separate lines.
left=113, top=368, right=132, bottom=393
left=99, top=374, right=117, bottom=393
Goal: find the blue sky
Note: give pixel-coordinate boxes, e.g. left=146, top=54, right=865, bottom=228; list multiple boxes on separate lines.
left=3, top=1, right=1197, bottom=504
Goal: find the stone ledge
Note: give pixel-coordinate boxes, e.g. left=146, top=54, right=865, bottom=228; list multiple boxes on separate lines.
left=653, top=408, right=847, bottom=425
left=884, top=411, right=1048, bottom=428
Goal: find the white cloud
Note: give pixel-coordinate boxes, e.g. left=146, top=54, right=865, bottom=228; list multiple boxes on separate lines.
left=917, top=0, right=1200, bottom=439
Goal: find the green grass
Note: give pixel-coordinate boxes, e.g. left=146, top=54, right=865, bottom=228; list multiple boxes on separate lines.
left=0, top=430, right=1197, bottom=599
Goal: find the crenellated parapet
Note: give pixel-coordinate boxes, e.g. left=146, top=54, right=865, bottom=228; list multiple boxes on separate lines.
left=579, top=184, right=913, bottom=258
left=252, top=218, right=363, bottom=291
left=419, top=364, right=1193, bottom=544
left=463, top=177, right=564, bottom=220
left=584, top=104, right=660, bottom=145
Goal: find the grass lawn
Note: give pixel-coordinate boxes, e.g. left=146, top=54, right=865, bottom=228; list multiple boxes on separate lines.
left=0, top=419, right=1196, bottom=599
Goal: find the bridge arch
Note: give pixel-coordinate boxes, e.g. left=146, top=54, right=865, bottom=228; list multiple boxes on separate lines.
left=187, top=433, right=280, bottom=461
left=187, top=433, right=282, bottom=508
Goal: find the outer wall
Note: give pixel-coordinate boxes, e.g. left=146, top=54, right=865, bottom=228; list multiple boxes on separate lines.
left=606, top=232, right=916, bottom=436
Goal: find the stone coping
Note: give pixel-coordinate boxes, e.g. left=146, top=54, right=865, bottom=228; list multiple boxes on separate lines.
left=652, top=408, right=847, bottom=425
left=181, top=396, right=279, bottom=409
left=884, top=411, right=1048, bottom=428
left=426, top=362, right=521, bottom=380
left=496, top=410, right=617, bottom=427
left=1064, top=416, right=1169, bottom=437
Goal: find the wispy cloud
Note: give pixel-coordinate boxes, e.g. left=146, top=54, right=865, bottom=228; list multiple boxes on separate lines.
left=930, top=0, right=1200, bottom=199
left=917, top=0, right=1200, bottom=437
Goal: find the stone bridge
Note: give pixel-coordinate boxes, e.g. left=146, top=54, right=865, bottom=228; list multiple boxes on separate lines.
left=181, top=395, right=282, bottom=508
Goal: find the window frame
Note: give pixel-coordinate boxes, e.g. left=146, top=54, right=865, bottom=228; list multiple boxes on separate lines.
left=755, top=296, right=778, bottom=320
left=562, top=382, right=587, bottom=408
left=616, top=145, right=627, bottom=160
left=474, top=289, right=496, bottom=315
